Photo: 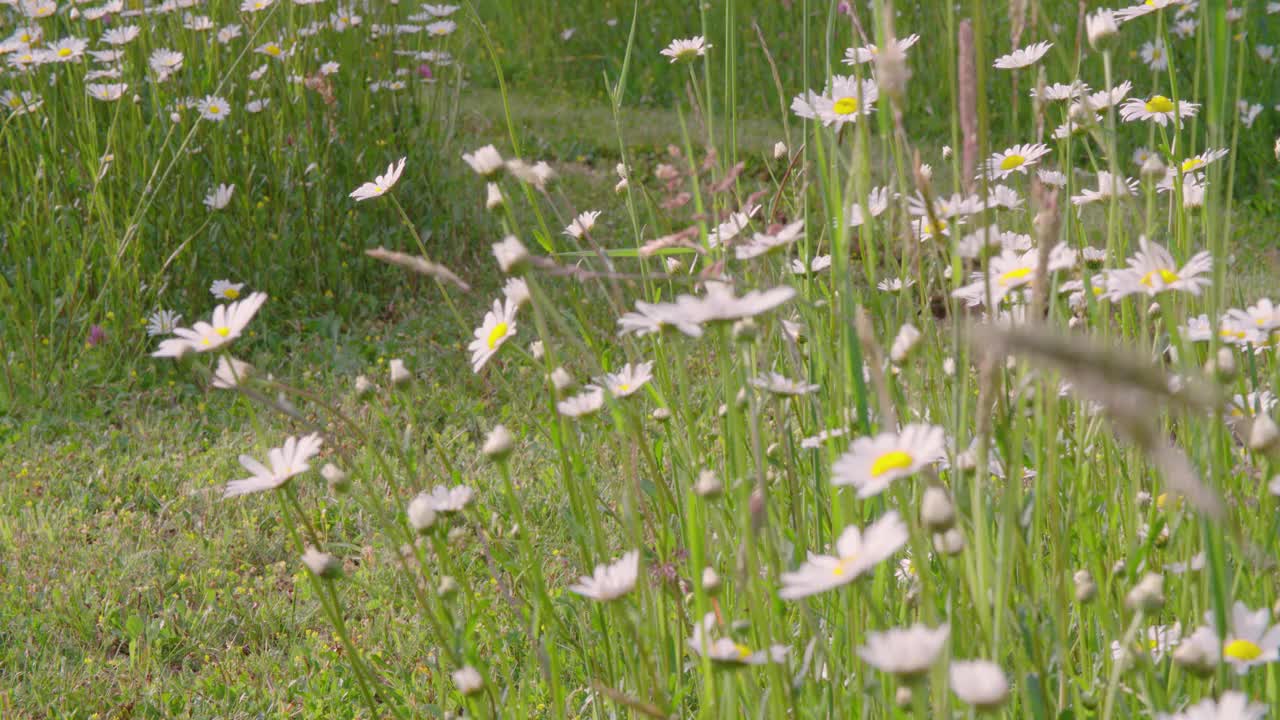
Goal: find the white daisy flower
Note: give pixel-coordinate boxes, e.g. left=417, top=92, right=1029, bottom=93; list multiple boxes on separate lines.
left=146, top=309, right=181, bottom=336
left=44, top=37, right=87, bottom=63
left=859, top=623, right=949, bottom=678
left=600, top=362, right=653, bottom=398
left=152, top=292, right=268, bottom=357
left=557, top=386, right=605, bottom=418
left=240, top=0, right=274, bottom=11
left=1156, top=691, right=1266, bottom=720
left=993, top=41, right=1052, bottom=69
left=451, top=666, right=483, bottom=695
left=952, top=245, right=1077, bottom=306
left=1205, top=601, right=1280, bottom=674
left=493, top=236, right=529, bottom=274
left=832, top=424, right=946, bottom=497
left=1115, top=0, right=1179, bottom=22
left=706, top=204, right=760, bottom=247
left=210, top=280, right=245, bottom=300
left=688, top=613, right=787, bottom=666
left=568, top=550, right=639, bottom=601
left=102, top=26, right=140, bottom=45
left=197, top=95, right=231, bottom=122
left=1070, top=171, right=1138, bottom=206
left=814, top=76, right=879, bottom=127
left=949, top=660, right=1009, bottom=711
left=735, top=220, right=805, bottom=260
left=224, top=433, right=323, bottom=498
left=848, top=187, right=893, bottom=227
left=1037, top=169, right=1068, bottom=187
left=217, top=25, right=243, bottom=44
left=843, top=33, right=920, bottom=65
left=417, top=485, right=474, bottom=513
left=468, top=299, right=517, bottom=372
left=204, top=183, right=235, bottom=210
left=1104, top=238, right=1211, bottom=299
left=1140, top=39, right=1170, bottom=70
left=660, top=36, right=710, bottom=63
left=751, top=372, right=819, bottom=396
left=349, top=157, right=406, bottom=201
left=564, top=210, right=601, bottom=239
left=1177, top=148, right=1228, bottom=175
left=86, top=83, right=128, bottom=102
left=1112, top=623, right=1182, bottom=661
left=1120, top=95, right=1199, bottom=126
left=149, top=48, right=183, bottom=76
left=211, top=356, right=253, bottom=389
left=779, top=511, right=908, bottom=599
left=985, top=143, right=1051, bottom=179
left=462, top=145, right=504, bottom=175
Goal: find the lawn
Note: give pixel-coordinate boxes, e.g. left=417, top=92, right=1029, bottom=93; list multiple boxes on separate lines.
left=4, top=1, right=1280, bottom=719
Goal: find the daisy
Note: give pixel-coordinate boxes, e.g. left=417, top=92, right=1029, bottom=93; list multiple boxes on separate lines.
left=240, top=0, right=274, bottom=11
left=950, top=660, right=1010, bottom=711
left=734, top=220, right=805, bottom=260
left=149, top=48, right=183, bottom=76
left=210, top=280, right=244, bottom=300
left=21, top=0, right=56, bottom=19
left=217, top=25, right=243, bottom=44
left=255, top=41, right=286, bottom=59
left=847, top=186, right=892, bottom=227
left=502, top=277, right=529, bottom=307
left=451, top=666, right=483, bottom=695
left=146, top=309, right=181, bottom=336
left=993, top=41, right=1052, bottom=69
left=197, top=95, right=231, bottom=122
left=660, top=36, right=710, bottom=63
left=1070, top=171, right=1138, bottom=206
left=468, top=299, right=517, bottom=372
left=779, top=511, right=908, bottom=599
left=1037, top=169, right=1067, bottom=187
left=86, top=83, right=127, bottom=102
left=832, top=424, right=946, bottom=498
left=985, top=184, right=1023, bottom=210
left=1104, top=238, right=1211, bottom=298
left=246, top=99, right=270, bottom=113
left=1156, top=692, right=1267, bottom=720
left=815, top=76, right=879, bottom=127
left=426, top=20, right=456, bottom=36
left=1178, top=148, right=1228, bottom=174
left=1087, top=10, right=1120, bottom=47
left=600, top=362, right=653, bottom=397
left=204, top=183, right=235, bottom=210
left=564, top=210, right=601, bottom=239
left=751, top=372, right=819, bottom=396
left=688, top=282, right=797, bottom=324
left=422, top=4, right=459, bottom=16
left=859, top=623, right=949, bottom=678
left=952, top=245, right=1077, bottom=306
left=1120, top=95, right=1199, bottom=126
left=152, top=292, right=267, bottom=357
left=349, top=157, right=406, bottom=201
left=1115, top=0, right=1179, bottom=22
left=568, top=550, right=639, bottom=601
left=1172, top=17, right=1198, bottom=38
left=688, top=613, right=787, bottom=666
left=462, top=145, right=503, bottom=175
left=224, top=433, right=323, bottom=498
left=211, top=356, right=253, bottom=389
left=790, top=255, right=832, bottom=274
left=44, top=37, right=87, bottom=63
left=1140, top=39, right=1169, bottom=70
left=985, top=143, right=1050, bottom=179
left=843, top=33, right=920, bottom=64
left=706, top=204, right=760, bottom=247
left=184, top=15, right=214, bottom=31
left=1031, top=81, right=1088, bottom=102
left=557, top=386, right=605, bottom=418
left=493, top=236, right=529, bottom=273
left=1112, top=623, right=1182, bottom=661
left=1209, top=601, right=1280, bottom=674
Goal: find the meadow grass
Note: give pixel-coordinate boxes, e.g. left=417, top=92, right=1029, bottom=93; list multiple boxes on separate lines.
left=5, top=0, right=1280, bottom=718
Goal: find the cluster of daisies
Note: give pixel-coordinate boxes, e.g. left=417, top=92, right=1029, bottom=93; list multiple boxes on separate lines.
left=0, top=0, right=460, bottom=121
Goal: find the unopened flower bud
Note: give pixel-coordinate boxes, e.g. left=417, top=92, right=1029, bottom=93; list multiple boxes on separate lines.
left=1086, top=9, right=1119, bottom=50
left=355, top=374, right=373, bottom=397
left=1124, top=572, right=1164, bottom=613
left=652, top=407, right=671, bottom=422
left=732, top=318, right=758, bottom=343
left=701, top=567, right=721, bottom=594
left=485, top=182, right=504, bottom=209
left=890, top=323, right=922, bottom=364
left=1074, top=569, right=1097, bottom=603
left=452, top=666, right=484, bottom=696
left=934, top=527, right=965, bottom=555
left=695, top=470, right=723, bottom=498
left=895, top=686, right=913, bottom=708
left=482, top=424, right=514, bottom=461
left=773, top=141, right=788, bottom=159
left=1210, top=347, right=1236, bottom=382
left=1249, top=413, right=1280, bottom=453
left=550, top=367, right=574, bottom=392
left=1171, top=629, right=1218, bottom=677
left=921, top=486, right=955, bottom=532
left=664, top=257, right=681, bottom=273
left=321, top=463, right=351, bottom=493
left=1111, top=559, right=1127, bottom=577
left=493, top=235, right=529, bottom=274
left=530, top=340, right=544, bottom=360
left=438, top=575, right=458, bottom=597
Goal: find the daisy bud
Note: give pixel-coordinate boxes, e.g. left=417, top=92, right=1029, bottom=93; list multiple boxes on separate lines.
left=530, top=340, right=544, bottom=360
left=482, top=424, right=514, bottom=461
left=550, top=367, right=574, bottom=392
left=69, top=7, right=80, bottom=18
left=1250, top=413, right=1280, bottom=453
left=1068, top=316, right=1082, bottom=329
left=1208, top=346, right=1237, bottom=382
left=1140, top=154, right=1166, bottom=178
left=919, top=163, right=933, bottom=181
left=389, top=358, right=411, bottom=386
left=942, top=357, right=956, bottom=376
left=652, top=407, right=672, bottom=422
left=451, top=665, right=484, bottom=696
left=170, top=112, right=181, bottom=123
left=773, top=141, right=788, bottom=159
left=438, top=575, right=458, bottom=597
left=301, top=546, right=342, bottom=580
left=1079, top=692, right=1099, bottom=710
left=890, top=323, right=922, bottom=364
left=1274, top=136, right=1279, bottom=161
left=664, top=257, right=682, bottom=273
left=732, top=318, right=758, bottom=343
left=949, top=659, right=1010, bottom=711
left=701, top=567, right=721, bottom=594
left=895, top=686, right=913, bottom=708
left=1147, top=302, right=1161, bottom=318
left=1086, top=9, right=1119, bottom=50
left=1124, top=572, right=1164, bottom=613
left=695, top=470, right=723, bottom=499
left=934, top=528, right=965, bottom=555
left=355, top=374, right=374, bottom=397
left=321, top=463, right=350, bottom=493
left=493, top=235, right=529, bottom=274
left=1073, top=569, right=1097, bottom=603
left=921, top=486, right=956, bottom=532
left=942, top=145, right=953, bottom=160
left=407, top=495, right=437, bottom=534
left=1135, top=491, right=1152, bottom=508
left=1111, top=559, right=1127, bottom=577
left=614, top=177, right=629, bottom=193
left=1171, top=630, right=1218, bottom=677
left=485, top=182, right=503, bottom=209
left=735, top=387, right=749, bottom=408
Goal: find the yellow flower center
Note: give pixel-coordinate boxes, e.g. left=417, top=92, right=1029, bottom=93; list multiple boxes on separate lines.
left=208, top=104, right=221, bottom=114
left=618, top=384, right=630, bottom=393
left=223, top=288, right=240, bottom=299
left=486, top=322, right=508, bottom=349
left=1224, top=639, right=1263, bottom=662
left=998, top=267, right=1033, bottom=286
left=1180, top=158, right=1203, bottom=172
left=734, top=643, right=752, bottom=660
left=1155, top=492, right=1169, bottom=509
left=999, top=154, right=1026, bottom=171
left=1145, top=95, right=1175, bottom=114
left=870, top=450, right=914, bottom=478
left=833, top=96, right=859, bottom=115
left=1140, top=268, right=1179, bottom=287
left=57, top=48, right=72, bottom=58
left=215, top=326, right=231, bottom=337
left=266, top=45, right=280, bottom=56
